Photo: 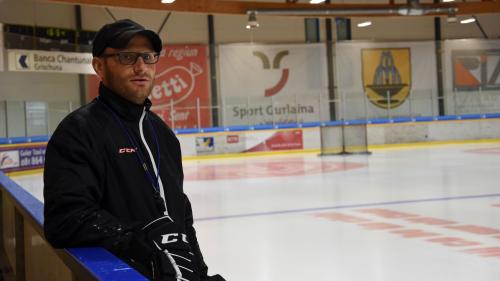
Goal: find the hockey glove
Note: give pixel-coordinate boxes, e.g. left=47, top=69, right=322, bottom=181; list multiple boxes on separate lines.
left=142, top=216, right=200, bottom=281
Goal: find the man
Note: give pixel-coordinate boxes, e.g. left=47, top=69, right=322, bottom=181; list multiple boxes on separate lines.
left=43, top=19, right=225, bottom=281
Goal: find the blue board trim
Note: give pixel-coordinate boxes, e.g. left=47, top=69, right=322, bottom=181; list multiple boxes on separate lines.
left=3, top=113, right=500, bottom=142
left=0, top=171, right=146, bottom=281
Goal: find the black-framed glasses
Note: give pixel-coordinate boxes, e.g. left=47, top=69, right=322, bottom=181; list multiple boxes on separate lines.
left=100, top=52, right=160, bottom=65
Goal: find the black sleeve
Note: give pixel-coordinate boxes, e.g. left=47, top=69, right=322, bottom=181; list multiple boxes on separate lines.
left=184, top=193, right=209, bottom=278
left=43, top=116, right=139, bottom=250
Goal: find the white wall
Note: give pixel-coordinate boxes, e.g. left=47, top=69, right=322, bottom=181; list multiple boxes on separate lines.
left=442, top=14, right=500, bottom=40
left=352, top=17, right=435, bottom=41
left=80, top=6, right=209, bottom=44
left=351, top=14, right=500, bottom=41
left=215, top=14, right=306, bottom=43
left=0, top=0, right=498, bottom=108
left=0, top=71, right=80, bottom=104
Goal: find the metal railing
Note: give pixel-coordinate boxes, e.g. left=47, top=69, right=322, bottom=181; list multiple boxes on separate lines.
left=1, top=89, right=499, bottom=137
left=0, top=101, right=73, bottom=139
left=158, top=88, right=500, bottom=129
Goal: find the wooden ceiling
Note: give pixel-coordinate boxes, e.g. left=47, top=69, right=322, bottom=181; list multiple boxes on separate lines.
left=46, top=0, right=500, bottom=17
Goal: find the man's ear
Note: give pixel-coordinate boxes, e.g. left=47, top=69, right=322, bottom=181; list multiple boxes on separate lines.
left=92, top=57, right=104, bottom=79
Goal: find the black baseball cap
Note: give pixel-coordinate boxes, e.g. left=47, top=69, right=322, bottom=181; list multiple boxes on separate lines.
left=92, top=19, right=162, bottom=57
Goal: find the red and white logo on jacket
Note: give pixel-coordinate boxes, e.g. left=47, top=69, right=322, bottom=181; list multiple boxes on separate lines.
left=118, top=147, right=136, bottom=154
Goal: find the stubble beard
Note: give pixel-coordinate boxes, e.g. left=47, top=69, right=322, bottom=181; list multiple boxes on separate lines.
left=103, top=66, right=154, bottom=104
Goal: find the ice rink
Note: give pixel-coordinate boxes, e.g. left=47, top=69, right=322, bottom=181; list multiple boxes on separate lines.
left=12, top=143, right=500, bottom=281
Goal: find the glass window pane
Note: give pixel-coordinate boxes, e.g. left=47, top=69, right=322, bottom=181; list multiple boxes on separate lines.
left=48, top=102, right=70, bottom=135
left=6, top=101, right=26, bottom=138
left=26, top=101, right=48, bottom=136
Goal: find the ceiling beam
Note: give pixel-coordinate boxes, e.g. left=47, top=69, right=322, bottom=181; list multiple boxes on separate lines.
left=45, top=0, right=500, bottom=16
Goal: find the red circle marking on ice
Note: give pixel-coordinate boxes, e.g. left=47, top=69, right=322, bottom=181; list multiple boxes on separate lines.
left=464, top=147, right=500, bottom=155
left=183, top=159, right=366, bottom=181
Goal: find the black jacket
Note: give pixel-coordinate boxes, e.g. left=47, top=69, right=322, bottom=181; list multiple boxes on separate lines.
left=43, top=84, right=208, bottom=278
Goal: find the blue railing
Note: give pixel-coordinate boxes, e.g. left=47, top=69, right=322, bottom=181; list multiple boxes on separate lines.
left=1, top=113, right=500, bottom=144
left=172, top=113, right=500, bottom=134
left=0, top=171, right=147, bottom=280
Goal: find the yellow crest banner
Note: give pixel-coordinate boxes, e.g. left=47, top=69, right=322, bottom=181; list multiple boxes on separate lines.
left=362, top=48, right=411, bottom=109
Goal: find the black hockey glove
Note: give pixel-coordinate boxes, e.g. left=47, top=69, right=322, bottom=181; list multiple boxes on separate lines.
left=111, top=228, right=174, bottom=280
left=142, top=216, right=200, bottom=281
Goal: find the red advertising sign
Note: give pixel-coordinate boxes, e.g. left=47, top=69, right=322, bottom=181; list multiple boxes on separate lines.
left=152, top=45, right=211, bottom=128
left=246, top=130, right=303, bottom=152
left=86, top=44, right=212, bottom=129
left=226, top=135, right=240, bottom=144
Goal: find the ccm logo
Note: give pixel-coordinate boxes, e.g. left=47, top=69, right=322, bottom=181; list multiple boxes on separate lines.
left=119, top=148, right=136, bottom=154
left=161, top=233, right=189, bottom=244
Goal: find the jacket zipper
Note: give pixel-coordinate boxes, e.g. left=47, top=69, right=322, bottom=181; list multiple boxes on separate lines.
left=140, top=109, right=185, bottom=281
left=139, top=108, right=169, bottom=216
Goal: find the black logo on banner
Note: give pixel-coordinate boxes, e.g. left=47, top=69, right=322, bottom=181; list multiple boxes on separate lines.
left=452, top=49, right=500, bottom=91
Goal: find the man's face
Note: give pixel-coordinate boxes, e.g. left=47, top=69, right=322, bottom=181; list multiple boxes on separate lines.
left=92, top=35, right=157, bottom=104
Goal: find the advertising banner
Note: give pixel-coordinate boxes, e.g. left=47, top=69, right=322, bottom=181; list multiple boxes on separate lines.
left=219, top=43, right=330, bottom=126
left=196, top=136, right=215, bottom=153
left=443, top=39, right=500, bottom=114
left=86, top=45, right=211, bottom=129
left=150, top=45, right=211, bottom=128
left=244, top=129, right=303, bottom=152
left=7, top=49, right=94, bottom=74
left=336, top=41, right=438, bottom=119
left=194, top=129, right=303, bottom=156
left=195, top=134, right=246, bottom=155
left=0, top=145, right=46, bottom=173
left=0, top=150, right=19, bottom=170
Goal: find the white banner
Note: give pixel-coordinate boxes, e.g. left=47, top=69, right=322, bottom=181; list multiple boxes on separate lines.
left=442, top=39, right=500, bottom=115
left=7, top=49, right=94, bottom=74
left=336, top=41, right=438, bottom=119
left=0, top=23, right=4, bottom=72
left=219, top=43, right=330, bottom=125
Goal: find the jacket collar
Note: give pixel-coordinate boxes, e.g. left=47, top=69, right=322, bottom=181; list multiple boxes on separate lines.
left=97, top=83, right=152, bottom=121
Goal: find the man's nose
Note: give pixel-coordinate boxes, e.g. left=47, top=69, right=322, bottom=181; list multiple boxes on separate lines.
left=133, top=56, right=147, bottom=73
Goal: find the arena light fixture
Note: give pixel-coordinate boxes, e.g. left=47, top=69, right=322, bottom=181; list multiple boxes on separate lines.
left=161, top=0, right=175, bottom=3
left=357, top=21, right=372, bottom=28
left=460, top=17, right=476, bottom=24
left=310, top=0, right=326, bottom=3
left=246, top=12, right=259, bottom=29
left=246, top=0, right=457, bottom=19
left=442, top=0, right=454, bottom=2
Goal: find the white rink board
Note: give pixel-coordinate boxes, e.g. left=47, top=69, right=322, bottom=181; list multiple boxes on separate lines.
left=178, top=118, right=500, bottom=157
